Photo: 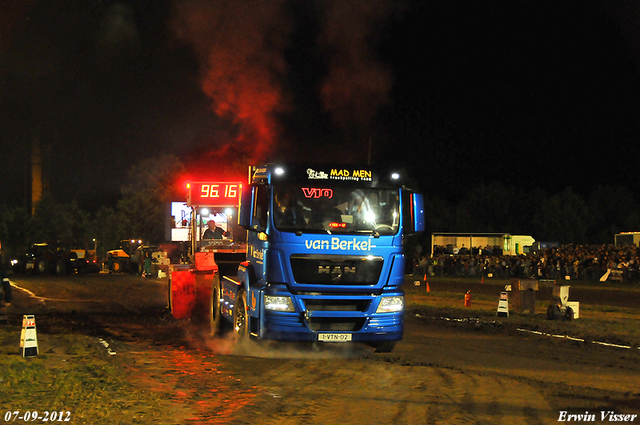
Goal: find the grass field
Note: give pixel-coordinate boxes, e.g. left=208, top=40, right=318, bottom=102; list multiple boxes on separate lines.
left=0, top=327, right=168, bottom=424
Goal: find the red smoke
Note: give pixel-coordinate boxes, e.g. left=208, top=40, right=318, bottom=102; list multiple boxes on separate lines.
left=171, top=0, right=398, bottom=164
left=171, top=0, right=291, bottom=165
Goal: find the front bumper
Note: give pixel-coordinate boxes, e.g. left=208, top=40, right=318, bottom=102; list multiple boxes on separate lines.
left=253, top=289, right=404, bottom=343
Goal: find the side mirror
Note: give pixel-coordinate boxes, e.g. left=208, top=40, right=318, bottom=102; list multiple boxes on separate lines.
left=402, top=189, right=425, bottom=235
left=412, top=193, right=425, bottom=233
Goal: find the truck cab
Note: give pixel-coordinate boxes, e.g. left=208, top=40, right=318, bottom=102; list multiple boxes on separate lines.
left=221, top=163, right=424, bottom=352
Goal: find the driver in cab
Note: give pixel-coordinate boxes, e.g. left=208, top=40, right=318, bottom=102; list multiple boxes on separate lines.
left=274, top=192, right=304, bottom=226
left=203, top=220, right=228, bottom=239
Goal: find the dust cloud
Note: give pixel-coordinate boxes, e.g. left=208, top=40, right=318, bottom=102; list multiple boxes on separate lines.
left=184, top=325, right=372, bottom=359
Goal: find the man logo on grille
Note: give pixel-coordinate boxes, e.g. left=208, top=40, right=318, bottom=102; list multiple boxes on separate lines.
left=319, top=265, right=356, bottom=281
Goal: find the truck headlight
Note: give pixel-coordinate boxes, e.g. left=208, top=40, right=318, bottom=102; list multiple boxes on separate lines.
left=376, top=296, right=404, bottom=313
left=264, top=295, right=295, bottom=312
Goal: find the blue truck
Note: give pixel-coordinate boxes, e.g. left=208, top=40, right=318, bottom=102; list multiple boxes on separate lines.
left=168, top=163, right=424, bottom=353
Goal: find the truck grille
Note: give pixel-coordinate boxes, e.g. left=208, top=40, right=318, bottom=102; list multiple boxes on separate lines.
left=303, top=299, right=371, bottom=312
left=306, top=318, right=366, bottom=332
left=290, top=254, right=383, bottom=285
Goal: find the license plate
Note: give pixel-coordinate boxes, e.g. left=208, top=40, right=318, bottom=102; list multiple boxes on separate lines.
left=318, top=333, right=352, bottom=342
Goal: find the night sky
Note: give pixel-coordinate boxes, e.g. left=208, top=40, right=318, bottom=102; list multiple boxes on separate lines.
left=1, top=0, right=640, bottom=212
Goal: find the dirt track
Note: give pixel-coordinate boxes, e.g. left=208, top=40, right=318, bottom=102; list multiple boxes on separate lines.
left=5, top=273, right=640, bottom=424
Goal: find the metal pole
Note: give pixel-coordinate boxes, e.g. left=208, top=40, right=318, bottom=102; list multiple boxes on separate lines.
left=191, top=207, right=197, bottom=261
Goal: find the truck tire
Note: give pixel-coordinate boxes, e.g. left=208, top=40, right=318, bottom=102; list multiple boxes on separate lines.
left=35, top=258, right=48, bottom=275
left=210, top=274, right=226, bottom=337
left=564, top=306, right=574, bottom=321
left=55, top=259, right=67, bottom=276
left=232, top=288, right=249, bottom=340
left=547, top=304, right=561, bottom=320
left=374, top=341, right=396, bottom=353
left=113, top=259, right=124, bottom=273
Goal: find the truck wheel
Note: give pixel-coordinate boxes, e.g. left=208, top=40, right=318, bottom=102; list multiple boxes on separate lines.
left=55, top=259, right=68, bottom=276
left=232, top=289, right=249, bottom=340
left=35, top=258, right=48, bottom=275
left=210, top=275, right=226, bottom=337
left=564, top=306, right=574, bottom=321
left=547, top=304, right=561, bottom=320
left=374, top=341, right=396, bottom=353
left=113, top=260, right=123, bottom=273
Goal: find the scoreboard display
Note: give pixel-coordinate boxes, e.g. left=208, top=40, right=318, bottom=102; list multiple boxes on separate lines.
left=187, top=182, right=242, bottom=207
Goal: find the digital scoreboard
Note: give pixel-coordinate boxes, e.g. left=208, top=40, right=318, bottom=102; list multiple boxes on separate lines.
left=187, top=182, right=242, bottom=207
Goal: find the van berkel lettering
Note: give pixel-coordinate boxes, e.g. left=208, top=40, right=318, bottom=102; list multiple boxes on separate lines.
left=304, top=237, right=372, bottom=251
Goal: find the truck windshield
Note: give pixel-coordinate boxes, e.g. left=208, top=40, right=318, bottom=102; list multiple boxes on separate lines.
left=272, top=184, right=399, bottom=235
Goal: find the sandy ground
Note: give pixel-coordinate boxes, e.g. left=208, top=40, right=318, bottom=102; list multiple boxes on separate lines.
left=4, top=272, right=639, bottom=424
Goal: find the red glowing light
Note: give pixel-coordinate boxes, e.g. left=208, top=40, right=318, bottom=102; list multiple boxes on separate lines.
left=328, top=222, right=346, bottom=228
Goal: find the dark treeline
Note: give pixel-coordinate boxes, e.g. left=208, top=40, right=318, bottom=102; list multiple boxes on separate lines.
left=419, top=182, right=640, bottom=247
left=0, top=155, right=184, bottom=265
left=1, top=157, right=638, bottom=266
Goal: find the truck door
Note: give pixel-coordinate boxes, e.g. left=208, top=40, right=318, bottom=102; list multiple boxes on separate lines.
left=247, top=184, right=268, bottom=278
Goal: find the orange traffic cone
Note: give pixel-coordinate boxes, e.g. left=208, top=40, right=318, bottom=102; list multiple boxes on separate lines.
left=424, top=275, right=431, bottom=292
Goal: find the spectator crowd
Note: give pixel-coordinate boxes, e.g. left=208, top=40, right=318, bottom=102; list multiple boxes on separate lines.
left=415, top=244, right=640, bottom=283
